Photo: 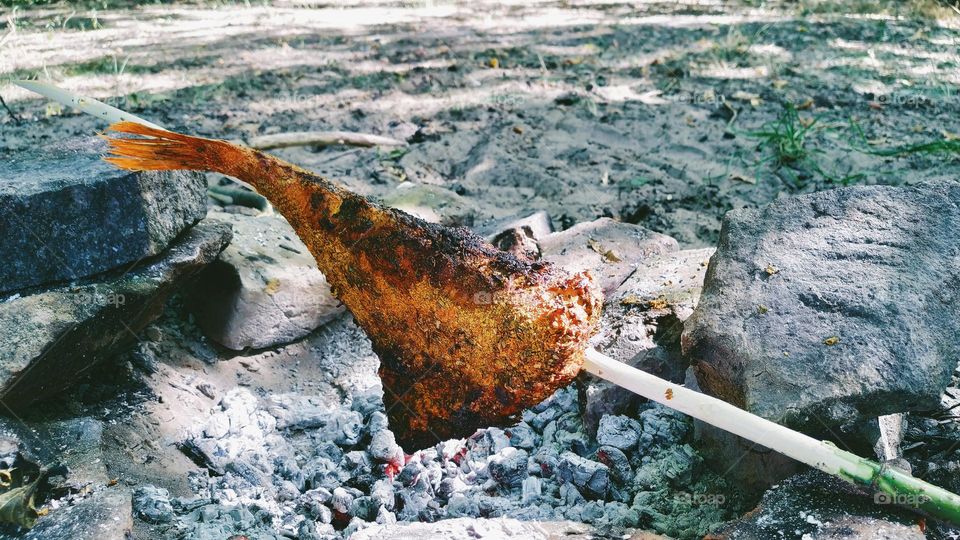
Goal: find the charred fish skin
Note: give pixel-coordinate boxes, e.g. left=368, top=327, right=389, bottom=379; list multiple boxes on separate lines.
left=102, top=122, right=603, bottom=449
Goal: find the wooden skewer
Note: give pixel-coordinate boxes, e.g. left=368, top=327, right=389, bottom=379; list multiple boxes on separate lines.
left=584, top=347, right=960, bottom=525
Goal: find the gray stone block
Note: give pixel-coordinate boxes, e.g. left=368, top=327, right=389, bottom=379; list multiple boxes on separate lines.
left=0, top=138, right=207, bottom=294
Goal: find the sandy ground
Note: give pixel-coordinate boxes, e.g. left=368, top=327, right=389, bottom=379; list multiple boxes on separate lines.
left=2, top=1, right=960, bottom=248
left=2, top=1, right=960, bottom=538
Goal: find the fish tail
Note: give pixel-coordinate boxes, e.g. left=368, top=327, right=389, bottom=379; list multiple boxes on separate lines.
left=102, top=121, right=248, bottom=179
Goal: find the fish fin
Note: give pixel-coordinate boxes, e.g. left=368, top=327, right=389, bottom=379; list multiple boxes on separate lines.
left=102, top=121, right=234, bottom=173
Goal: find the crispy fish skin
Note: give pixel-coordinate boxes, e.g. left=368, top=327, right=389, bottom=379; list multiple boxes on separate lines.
left=102, top=122, right=603, bottom=449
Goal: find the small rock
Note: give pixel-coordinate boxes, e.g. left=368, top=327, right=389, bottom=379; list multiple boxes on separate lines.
left=134, top=485, right=174, bottom=524
left=713, top=470, right=924, bottom=539
left=189, top=211, right=345, bottom=350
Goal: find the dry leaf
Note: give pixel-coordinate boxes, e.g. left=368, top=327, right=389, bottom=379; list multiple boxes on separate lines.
left=0, top=469, right=50, bottom=529
left=772, top=79, right=788, bottom=89
left=824, top=336, right=840, bottom=346
left=797, top=98, right=814, bottom=110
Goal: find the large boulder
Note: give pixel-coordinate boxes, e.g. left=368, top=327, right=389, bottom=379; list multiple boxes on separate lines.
left=0, top=139, right=207, bottom=294
left=188, top=211, right=344, bottom=350
left=683, top=182, right=960, bottom=435
left=0, top=219, right=231, bottom=409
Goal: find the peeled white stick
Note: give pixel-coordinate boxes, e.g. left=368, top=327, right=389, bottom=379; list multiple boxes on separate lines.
left=583, top=347, right=960, bottom=525
left=248, top=131, right=406, bottom=150
left=14, top=81, right=263, bottom=193
left=14, top=80, right=166, bottom=130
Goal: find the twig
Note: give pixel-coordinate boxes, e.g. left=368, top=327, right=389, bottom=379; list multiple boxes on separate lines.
left=0, top=95, right=20, bottom=125
left=248, top=130, right=406, bottom=151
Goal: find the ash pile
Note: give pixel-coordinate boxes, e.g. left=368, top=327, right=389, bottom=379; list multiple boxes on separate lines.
left=152, top=384, right=740, bottom=540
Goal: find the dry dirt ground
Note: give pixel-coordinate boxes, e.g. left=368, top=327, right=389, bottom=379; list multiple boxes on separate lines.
left=1, top=0, right=960, bottom=538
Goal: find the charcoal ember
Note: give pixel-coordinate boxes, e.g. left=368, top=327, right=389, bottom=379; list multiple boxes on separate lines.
left=559, top=480, right=586, bottom=506
left=274, top=455, right=306, bottom=490
left=366, top=412, right=390, bottom=436
left=445, top=493, right=480, bottom=517
left=596, top=415, right=642, bottom=451
left=583, top=500, right=606, bottom=523
left=637, top=404, right=688, bottom=453
left=530, top=387, right=577, bottom=414
left=595, top=501, right=640, bottom=529
left=397, top=460, right=424, bottom=487
left=314, top=441, right=345, bottom=464
left=134, top=485, right=174, bottom=524
left=528, top=407, right=561, bottom=431
left=541, top=421, right=558, bottom=445
left=488, top=448, right=529, bottom=489
left=531, top=448, right=560, bottom=479
left=477, top=495, right=515, bottom=517
left=350, top=496, right=380, bottom=521
left=340, top=451, right=374, bottom=488
left=507, top=423, right=538, bottom=449
left=554, top=430, right=591, bottom=457
left=521, top=476, right=542, bottom=505
left=369, top=478, right=395, bottom=510
left=305, top=456, right=350, bottom=490
left=351, top=386, right=385, bottom=418
left=323, top=410, right=364, bottom=446
left=596, top=446, right=632, bottom=483
left=375, top=506, right=397, bottom=524
left=343, top=516, right=373, bottom=537
left=277, top=480, right=300, bottom=502
left=396, top=485, right=435, bottom=521
left=226, top=459, right=270, bottom=487
left=557, top=452, right=610, bottom=499
left=633, top=444, right=700, bottom=489
left=480, top=428, right=511, bottom=454
left=437, top=475, right=469, bottom=502
left=331, top=487, right=355, bottom=514
left=267, top=393, right=334, bottom=431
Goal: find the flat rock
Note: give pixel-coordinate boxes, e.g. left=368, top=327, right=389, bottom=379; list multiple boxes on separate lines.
left=540, top=218, right=678, bottom=294
left=708, top=471, right=924, bottom=540
left=7, top=417, right=108, bottom=490
left=380, top=183, right=476, bottom=226
left=188, top=211, right=344, bottom=350
left=0, top=138, right=206, bottom=294
left=683, top=182, right=960, bottom=434
left=352, top=517, right=602, bottom=539
left=0, top=219, right=231, bottom=409
left=22, top=488, right=133, bottom=540
left=582, top=248, right=712, bottom=435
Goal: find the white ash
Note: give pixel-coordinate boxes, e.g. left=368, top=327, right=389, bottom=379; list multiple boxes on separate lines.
left=158, top=382, right=745, bottom=539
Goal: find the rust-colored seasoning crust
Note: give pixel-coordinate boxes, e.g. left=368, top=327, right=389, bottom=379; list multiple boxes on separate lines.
left=102, top=122, right=603, bottom=449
